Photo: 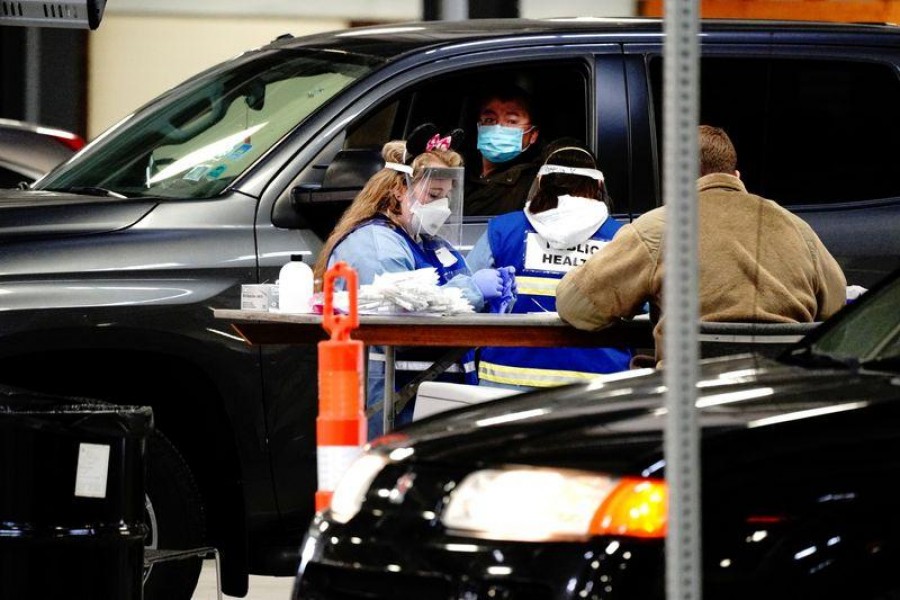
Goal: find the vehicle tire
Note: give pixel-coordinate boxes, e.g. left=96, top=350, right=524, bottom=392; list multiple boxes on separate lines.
left=142, top=430, right=207, bottom=600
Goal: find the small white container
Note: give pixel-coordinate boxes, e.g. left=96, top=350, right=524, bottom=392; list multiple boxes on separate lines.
left=278, top=254, right=313, bottom=313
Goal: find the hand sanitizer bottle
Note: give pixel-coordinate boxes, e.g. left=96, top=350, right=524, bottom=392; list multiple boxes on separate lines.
left=278, top=254, right=313, bottom=313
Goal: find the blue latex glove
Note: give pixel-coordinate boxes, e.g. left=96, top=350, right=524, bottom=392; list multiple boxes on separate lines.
left=500, top=266, right=516, bottom=297
left=491, top=266, right=517, bottom=313
left=473, top=268, right=505, bottom=300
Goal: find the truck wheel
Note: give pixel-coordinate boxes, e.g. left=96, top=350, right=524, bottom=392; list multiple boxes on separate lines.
left=142, top=430, right=207, bottom=600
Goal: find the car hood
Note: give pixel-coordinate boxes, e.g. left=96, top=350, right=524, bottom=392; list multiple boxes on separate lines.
left=0, top=189, right=156, bottom=240
left=389, top=354, right=900, bottom=472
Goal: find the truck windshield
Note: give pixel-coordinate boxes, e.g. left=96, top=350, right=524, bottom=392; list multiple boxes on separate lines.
left=36, top=48, right=382, bottom=198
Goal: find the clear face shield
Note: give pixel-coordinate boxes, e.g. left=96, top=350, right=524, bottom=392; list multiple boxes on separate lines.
left=405, top=165, right=465, bottom=247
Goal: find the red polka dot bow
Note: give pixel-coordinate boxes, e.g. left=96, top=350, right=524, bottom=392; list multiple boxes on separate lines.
left=426, top=133, right=452, bottom=151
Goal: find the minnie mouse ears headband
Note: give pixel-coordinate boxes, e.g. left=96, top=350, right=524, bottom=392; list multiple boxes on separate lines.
left=406, top=123, right=465, bottom=158
left=384, top=123, right=465, bottom=174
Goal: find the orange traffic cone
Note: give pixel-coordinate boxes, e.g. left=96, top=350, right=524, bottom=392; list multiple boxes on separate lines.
left=315, top=261, right=366, bottom=512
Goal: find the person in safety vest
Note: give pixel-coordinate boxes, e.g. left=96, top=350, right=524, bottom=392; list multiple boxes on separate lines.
left=313, top=123, right=515, bottom=437
left=467, top=144, right=633, bottom=390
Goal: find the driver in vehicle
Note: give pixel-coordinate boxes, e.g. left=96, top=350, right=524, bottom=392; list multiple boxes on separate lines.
left=464, top=83, right=542, bottom=216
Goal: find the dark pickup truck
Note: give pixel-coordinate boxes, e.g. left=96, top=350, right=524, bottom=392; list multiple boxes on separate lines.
left=1, top=18, right=898, bottom=598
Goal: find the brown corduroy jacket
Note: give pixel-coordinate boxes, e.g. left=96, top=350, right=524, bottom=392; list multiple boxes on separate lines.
left=556, top=173, right=847, bottom=361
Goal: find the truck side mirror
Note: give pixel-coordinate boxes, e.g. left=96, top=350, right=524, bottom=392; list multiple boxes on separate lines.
left=273, top=149, right=384, bottom=238
left=320, top=149, right=384, bottom=188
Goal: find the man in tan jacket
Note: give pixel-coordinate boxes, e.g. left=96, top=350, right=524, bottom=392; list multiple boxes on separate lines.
left=556, top=125, right=846, bottom=363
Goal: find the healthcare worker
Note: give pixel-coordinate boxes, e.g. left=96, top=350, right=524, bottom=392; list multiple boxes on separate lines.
left=313, top=123, right=514, bottom=437
left=467, top=145, right=632, bottom=390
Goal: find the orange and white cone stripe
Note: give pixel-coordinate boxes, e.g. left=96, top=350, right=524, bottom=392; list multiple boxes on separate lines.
left=315, top=261, right=366, bottom=512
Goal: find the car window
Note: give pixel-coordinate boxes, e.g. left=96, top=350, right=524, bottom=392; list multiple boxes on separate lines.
left=36, top=49, right=383, bottom=199
left=340, top=63, right=589, bottom=152
left=281, top=61, right=590, bottom=242
left=649, top=56, right=900, bottom=206
left=810, top=272, right=900, bottom=361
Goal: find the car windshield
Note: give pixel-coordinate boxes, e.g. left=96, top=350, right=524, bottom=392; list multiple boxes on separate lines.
left=35, top=48, right=382, bottom=199
left=790, top=271, right=900, bottom=370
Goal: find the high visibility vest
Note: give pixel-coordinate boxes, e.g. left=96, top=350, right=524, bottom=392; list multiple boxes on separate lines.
left=478, top=211, right=632, bottom=387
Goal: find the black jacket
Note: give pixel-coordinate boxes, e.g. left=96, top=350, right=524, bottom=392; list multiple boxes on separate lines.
left=464, top=148, right=542, bottom=216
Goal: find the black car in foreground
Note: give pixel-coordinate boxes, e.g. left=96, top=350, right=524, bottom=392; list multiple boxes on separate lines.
left=294, top=268, right=900, bottom=600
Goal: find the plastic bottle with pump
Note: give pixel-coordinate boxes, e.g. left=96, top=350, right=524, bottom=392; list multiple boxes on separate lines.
left=278, top=254, right=314, bottom=313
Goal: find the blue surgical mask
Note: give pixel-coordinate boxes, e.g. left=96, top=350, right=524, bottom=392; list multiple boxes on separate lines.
left=477, top=124, right=531, bottom=164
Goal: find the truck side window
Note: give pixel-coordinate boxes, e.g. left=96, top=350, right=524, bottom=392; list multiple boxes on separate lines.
left=341, top=62, right=590, bottom=208
left=649, top=56, right=900, bottom=206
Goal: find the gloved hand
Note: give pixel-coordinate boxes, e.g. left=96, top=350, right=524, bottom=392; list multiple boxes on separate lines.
left=491, top=266, right=517, bottom=313
left=499, top=266, right=517, bottom=297
left=472, top=268, right=505, bottom=300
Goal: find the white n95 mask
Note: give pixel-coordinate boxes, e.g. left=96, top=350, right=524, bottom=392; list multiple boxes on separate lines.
left=410, top=197, right=452, bottom=237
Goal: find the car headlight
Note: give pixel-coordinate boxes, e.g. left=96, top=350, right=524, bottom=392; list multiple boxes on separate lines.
left=441, top=467, right=667, bottom=541
left=329, top=453, right=389, bottom=524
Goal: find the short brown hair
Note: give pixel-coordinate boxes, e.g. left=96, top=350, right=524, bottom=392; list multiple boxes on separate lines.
left=476, top=83, right=538, bottom=124
left=698, top=125, right=737, bottom=176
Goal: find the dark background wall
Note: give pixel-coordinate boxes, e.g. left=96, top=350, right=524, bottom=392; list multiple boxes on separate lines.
left=0, top=27, right=87, bottom=136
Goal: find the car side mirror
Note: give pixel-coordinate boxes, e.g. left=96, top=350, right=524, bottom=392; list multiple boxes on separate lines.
left=273, top=149, right=384, bottom=238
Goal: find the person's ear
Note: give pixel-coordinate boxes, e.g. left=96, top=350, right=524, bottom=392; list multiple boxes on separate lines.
left=734, top=169, right=741, bottom=179
left=407, top=123, right=440, bottom=157
left=389, top=192, right=404, bottom=214
left=446, top=128, right=465, bottom=151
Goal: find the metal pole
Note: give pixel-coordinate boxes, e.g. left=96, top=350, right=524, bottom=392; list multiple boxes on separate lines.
left=663, top=1, right=702, bottom=600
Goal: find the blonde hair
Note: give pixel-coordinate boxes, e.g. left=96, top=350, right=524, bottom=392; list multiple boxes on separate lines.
left=313, top=141, right=463, bottom=288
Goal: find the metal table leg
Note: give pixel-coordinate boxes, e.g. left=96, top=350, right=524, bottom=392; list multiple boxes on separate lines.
left=365, top=347, right=468, bottom=431
left=390, top=347, right=469, bottom=418
left=383, top=345, right=395, bottom=433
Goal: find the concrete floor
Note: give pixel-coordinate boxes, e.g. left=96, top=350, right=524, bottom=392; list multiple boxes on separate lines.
left=192, top=560, right=295, bottom=600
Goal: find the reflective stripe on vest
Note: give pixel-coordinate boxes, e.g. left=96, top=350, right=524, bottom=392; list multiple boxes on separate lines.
left=515, top=275, right=559, bottom=297
left=478, top=360, right=602, bottom=388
